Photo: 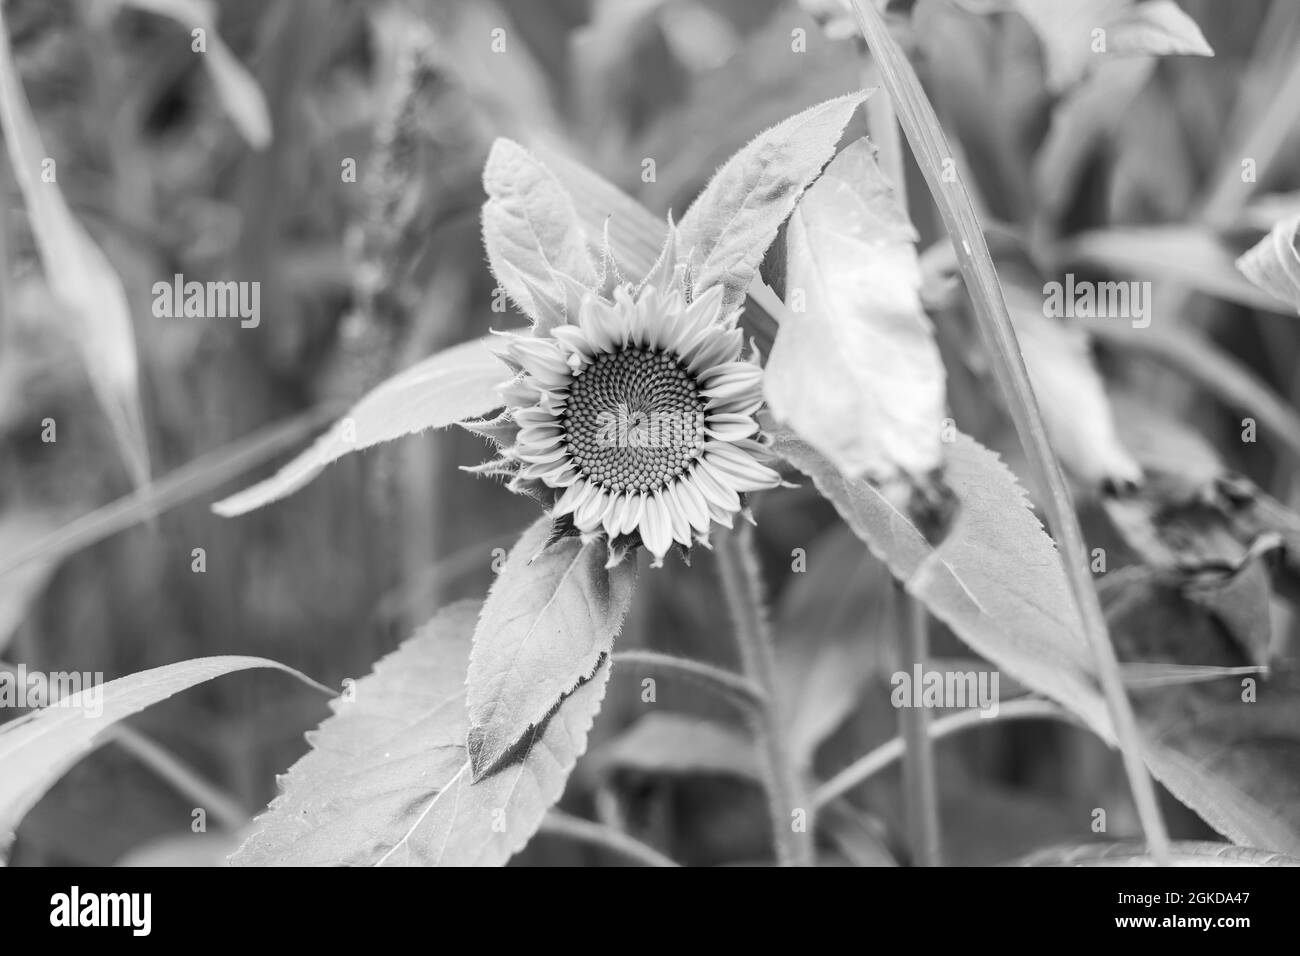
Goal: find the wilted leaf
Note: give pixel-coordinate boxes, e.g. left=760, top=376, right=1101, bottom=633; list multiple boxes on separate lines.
left=1015, top=840, right=1299, bottom=866
left=775, top=431, right=1113, bottom=738
left=120, top=0, right=272, bottom=148
left=1004, top=282, right=1140, bottom=490
left=677, top=90, right=870, bottom=310
left=0, top=656, right=322, bottom=843
left=467, top=516, right=636, bottom=778
left=1013, top=0, right=1212, bottom=93
left=0, top=8, right=149, bottom=487
left=1236, top=212, right=1300, bottom=313
left=212, top=337, right=504, bottom=516
left=233, top=601, right=611, bottom=866
left=765, top=138, right=945, bottom=484
left=482, top=138, right=598, bottom=322
left=589, top=712, right=759, bottom=782
left=1058, top=226, right=1290, bottom=313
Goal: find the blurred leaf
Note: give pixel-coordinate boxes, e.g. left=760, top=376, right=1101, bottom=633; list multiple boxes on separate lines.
left=467, top=516, right=636, bottom=779
left=1013, top=0, right=1212, bottom=93
left=678, top=90, right=870, bottom=310
left=1015, top=841, right=1299, bottom=866
left=766, top=138, right=945, bottom=484
left=212, top=337, right=504, bottom=517
left=0, top=656, right=323, bottom=846
left=1004, top=283, right=1140, bottom=490
left=482, top=138, right=599, bottom=323
left=1236, top=212, right=1300, bottom=313
left=115, top=831, right=241, bottom=867
left=0, top=404, right=335, bottom=577
left=233, top=601, right=611, bottom=866
left=1058, top=226, right=1291, bottom=313
left=1240, top=192, right=1300, bottom=232
left=775, top=431, right=1113, bottom=739
left=1034, top=59, right=1155, bottom=228
left=774, top=523, right=895, bottom=767
left=0, top=512, right=66, bottom=654
left=589, top=712, right=759, bottom=781
left=0, top=6, right=149, bottom=487
left=119, top=0, right=273, bottom=148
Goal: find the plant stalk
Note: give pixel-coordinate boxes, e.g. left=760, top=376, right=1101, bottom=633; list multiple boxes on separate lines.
left=849, top=0, right=1170, bottom=864
left=715, top=524, right=814, bottom=866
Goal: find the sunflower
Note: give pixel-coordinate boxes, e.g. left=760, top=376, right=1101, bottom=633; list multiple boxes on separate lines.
left=466, top=228, right=783, bottom=567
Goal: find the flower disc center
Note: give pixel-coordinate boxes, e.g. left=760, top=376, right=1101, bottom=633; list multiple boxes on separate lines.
left=562, top=347, right=706, bottom=493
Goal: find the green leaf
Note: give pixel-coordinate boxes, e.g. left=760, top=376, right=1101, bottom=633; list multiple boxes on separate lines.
left=212, top=337, right=504, bottom=516
left=677, top=90, right=869, bottom=311
left=467, top=516, right=636, bottom=779
left=1015, top=841, right=1299, bottom=867
left=590, top=712, right=759, bottom=782
left=232, top=601, right=611, bottom=866
left=1236, top=212, right=1300, bottom=314
left=0, top=656, right=321, bottom=844
left=0, top=6, right=149, bottom=488
left=766, top=138, right=945, bottom=484
left=482, top=138, right=598, bottom=322
left=775, top=430, right=1112, bottom=739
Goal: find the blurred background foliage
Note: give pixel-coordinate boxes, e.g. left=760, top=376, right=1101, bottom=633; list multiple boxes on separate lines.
left=1, top=0, right=1297, bottom=865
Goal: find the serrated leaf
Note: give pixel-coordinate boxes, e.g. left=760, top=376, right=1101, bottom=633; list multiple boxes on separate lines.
left=766, top=138, right=944, bottom=484
left=1015, top=840, right=1299, bottom=867
left=212, top=337, right=504, bottom=516
left=483, top=138, right=598, bottom=323
left=1005, top=282, right=1140, bottom=490
left=467, top=516, right=636, bottom=778
left=1105, top=577, right=1300, bottom=853
left=775, top=430, right=1112, bottom=739
left=589, top=712, right=759, bottom=782
left=0, top=656, right=320, bottom=843
left=1236, top=212, right=1300, bottom=314
left=677, top=90, right=869, bottom=311
left=0, top=8, right=149, bottom=488
left=233, top=601, right=611, bottom=866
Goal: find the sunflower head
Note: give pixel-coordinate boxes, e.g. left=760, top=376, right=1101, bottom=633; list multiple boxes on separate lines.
left=465, top=230, right=782, bottom=568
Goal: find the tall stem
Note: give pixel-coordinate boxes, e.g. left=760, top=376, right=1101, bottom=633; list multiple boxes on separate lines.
left=715, top=524, right=814, bottom=866
left=895, top=591, right=942, bottom=866
left=849, top=0, right=1170, bottom=863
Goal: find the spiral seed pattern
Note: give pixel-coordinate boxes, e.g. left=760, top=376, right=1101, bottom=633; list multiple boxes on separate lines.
left=562, top=347, right=706, bottom=493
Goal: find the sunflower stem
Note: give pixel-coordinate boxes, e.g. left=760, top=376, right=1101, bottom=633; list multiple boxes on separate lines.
left=715, top=524, right=814, bottom=866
